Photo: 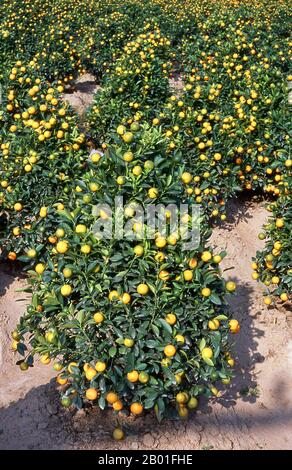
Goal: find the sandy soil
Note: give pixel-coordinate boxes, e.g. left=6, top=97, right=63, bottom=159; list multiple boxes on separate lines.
left=1, top=196, right=291, bottom=450
left=62, top=73, right=100, bottom=117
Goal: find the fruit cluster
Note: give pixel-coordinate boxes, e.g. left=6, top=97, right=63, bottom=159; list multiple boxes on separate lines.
left=253, top=197, right=291, bottom=305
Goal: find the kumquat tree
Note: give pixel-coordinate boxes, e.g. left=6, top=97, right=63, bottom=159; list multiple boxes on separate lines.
left=0, top=0, right=291, bottom=450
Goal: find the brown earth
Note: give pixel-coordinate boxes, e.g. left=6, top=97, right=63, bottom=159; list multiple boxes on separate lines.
left=1, top=197, right=292, bottom=450
left=62, top=73, right=100, bottom=118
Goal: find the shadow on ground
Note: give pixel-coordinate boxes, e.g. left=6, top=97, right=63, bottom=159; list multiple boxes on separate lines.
left=0, top=261, right=26, bottom=298
left=0, top=372, right=292, bottom=450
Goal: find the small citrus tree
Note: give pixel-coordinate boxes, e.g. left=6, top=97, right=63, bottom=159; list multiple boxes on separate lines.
left=0, top=62, right=87, bottom=260
left=14, top=123, right=238, bottom=419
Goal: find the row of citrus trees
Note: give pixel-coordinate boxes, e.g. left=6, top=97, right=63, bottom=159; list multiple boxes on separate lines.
left=0, top=0, right=291, bottom=430
left=1, top=61, right=238, bottom=422
left=85, top=21, right=291, bottom=303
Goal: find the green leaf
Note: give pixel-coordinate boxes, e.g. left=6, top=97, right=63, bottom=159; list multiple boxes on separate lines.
left=17, top=343, right=27, bottom=356
left=157, top=318, right=172, bottom=334
left=214, top=314, right=228, bottom=320
left=210, top=294, right=222, bottom=305
left=109, top=346, right=117, bottom=357
left=146, top=339, right=160, bottom=348
left=199, top=338, right=206, bottom=351
left=151, top=324, right=160, bottom=337
left=203, top=357, right=214, bottom=367
left=98, top=395, right=106, bottom=410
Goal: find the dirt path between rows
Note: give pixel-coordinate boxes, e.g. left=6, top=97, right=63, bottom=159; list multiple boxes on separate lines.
left=1, top=196, right=291, bottom=450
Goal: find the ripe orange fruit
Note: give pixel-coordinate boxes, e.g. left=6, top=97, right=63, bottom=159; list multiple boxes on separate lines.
left=201, top=347, right=213, bottom=359
left=112, top=400, right=123, bottom=411
left=201, top=251, right=212, bottom=262
left=159, top=270, right=170, bottom=281
left=86, top=388, right=98, bottom=400
left=113, top=428, right=125, bottom=440
left=280, top=293, right=288, bottom=302
left=14, top=202, right=23, bottom=211
left=208, top=319, right=220, bottom=330
left=106, top=392, right=119, bottom=404
left=127, top=370, right=139, bottom=382
left=56, top=240, right=69, bottom=254
left=264, top=296, right=272, bottom=305
left=164, top=344, right=176, bottom=357
left=108, top=290, right=119, bottom=301
left=61, top=284, right=72, bottom=296
left=134, top=245, right=144, bottom=256
left=56, top=374, right=68, bottom=385
left=175, top=334, right=185, bottom=344
left=165, top=313, right=177, bottom=325
left=85, top=367, right=97, bottom=381
left=124, top=338, right=134, bottom=347
left=40, top=354, right=51, bottom=365
left=122, top=132, right=134, bottom=143
left=7, top=252, right=17, bottom=261
left=181, top=172, right=192, bottom=184
left=137, top=283, right=149, bottom=295
left=35, top=263, right=45, bottom=275
left=225, top=281, right=236, bottom=292
left=178, top=405, right=189, bottom=418
left=53, top=362, right=63, bottom=372
left=75, top=224, right=87, bottom=234
left=229, top=319, right=240, bottom=333
left=275, top=218, right=284, bottom=228
left=176, top=392, right=188, bottom=404
left=95, top=361, right=106, bottom=372
left=130, top=402, right=143, bottom=415
left=188, top=258, right=197, bottom=268
left=93, top=312, right=104, bottom=324
left=121, top=292, right=131, bottom=304
left=187, top=397, right=198, bottom=409
left=201, top=287, right=211, bottom=297
left=183, top=270, right=193, bottom=281
left=148, top=187, right=158, bottom=198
